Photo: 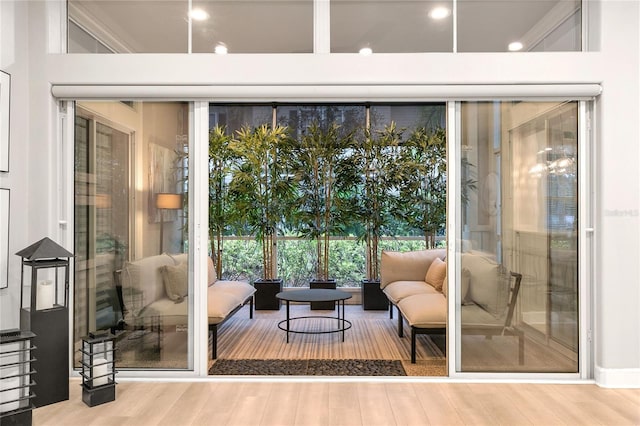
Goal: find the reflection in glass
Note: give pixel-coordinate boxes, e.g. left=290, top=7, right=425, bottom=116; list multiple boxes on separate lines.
left=68, top=0, right=190, bottom=53
left=457, top=0, right=581, bottom=52
left=458, top=101, right=578, bottom=372
left=192, top=0, right=313, bottom=53
left=331, top=0, right=453, bottom=53
left=74, top=102, right=190, bottom=369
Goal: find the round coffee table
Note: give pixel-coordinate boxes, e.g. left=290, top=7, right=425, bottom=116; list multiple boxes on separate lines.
left=276, top=289, right=352, bottom=343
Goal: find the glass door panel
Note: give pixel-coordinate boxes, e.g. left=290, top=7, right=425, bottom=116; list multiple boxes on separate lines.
left=74, top=101, right=191, bottom=370
left=458, top=101, right=579, bottom=372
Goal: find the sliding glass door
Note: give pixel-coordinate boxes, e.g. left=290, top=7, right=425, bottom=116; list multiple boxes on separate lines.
left=73, top=102, right=191, bottom=370
left=456, top=101, right=579, bottom=373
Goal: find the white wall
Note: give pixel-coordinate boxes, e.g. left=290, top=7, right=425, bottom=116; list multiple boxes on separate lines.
left=1, top=0, right=638, bottom=386
left=593, top=0, right=640, bottom=387
left=0, top=0, right=32, bottom=330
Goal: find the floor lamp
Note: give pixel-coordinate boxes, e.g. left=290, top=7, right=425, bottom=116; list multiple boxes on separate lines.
left=156, top=193, right=182, bottom=254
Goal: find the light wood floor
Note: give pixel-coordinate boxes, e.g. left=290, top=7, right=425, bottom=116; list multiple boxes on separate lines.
left=32, top=379, right=640, bottom=425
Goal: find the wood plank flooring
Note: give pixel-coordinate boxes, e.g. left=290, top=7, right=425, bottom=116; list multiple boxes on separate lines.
left=32, top=380, right=640, bottom=426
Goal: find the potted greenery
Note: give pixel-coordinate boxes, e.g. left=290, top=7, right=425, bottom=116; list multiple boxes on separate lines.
left=354, top=122, right=404, bottom=309
left=208, top=125, right=237, bottom=279
left=229, top=124, right=295, bottom=309
left=395, top=127, right=448, bottom=249
left=289, top=122, right=358, bottom=308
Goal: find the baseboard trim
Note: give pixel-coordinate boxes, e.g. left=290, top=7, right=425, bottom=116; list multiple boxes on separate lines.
left=595, top=366, right=640, bottom=388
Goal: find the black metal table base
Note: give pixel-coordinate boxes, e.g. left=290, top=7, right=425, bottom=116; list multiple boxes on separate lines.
left=278, top=300, right=352, bottom=343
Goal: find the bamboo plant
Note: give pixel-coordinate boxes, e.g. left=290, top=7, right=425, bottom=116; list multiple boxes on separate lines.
left=228, top=124, right=295, bottom=281
left=208, top=125, right=237, bottom=279
left=289, top=122, right=358, bottom=281
left=355, top=122, right=404, bottom=281
left=395, top=127, right=448, bottom=249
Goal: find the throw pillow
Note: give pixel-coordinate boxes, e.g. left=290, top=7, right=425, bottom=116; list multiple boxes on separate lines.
left=441, top=268, right=471, bottom=302
left=425, top=257, right=447, bottom=291
left=160, top=262, right=188, bottom=303
left=207, top=256, right=217, bottom=286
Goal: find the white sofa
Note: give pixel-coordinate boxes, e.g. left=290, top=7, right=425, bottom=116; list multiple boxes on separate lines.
left=119, top=253, right=255, bottom=359
left=380, top=249, right=523, bottom=363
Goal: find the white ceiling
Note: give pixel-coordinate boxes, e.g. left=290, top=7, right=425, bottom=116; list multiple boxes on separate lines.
left=68, top=0, right=578, bottom=54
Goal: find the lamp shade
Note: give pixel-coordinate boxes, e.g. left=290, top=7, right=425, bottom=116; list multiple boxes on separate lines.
left=155, top=193, right=182, bottom=210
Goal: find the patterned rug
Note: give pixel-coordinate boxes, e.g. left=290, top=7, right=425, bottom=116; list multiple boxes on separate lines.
left=209, top=359, right=407, bottom=376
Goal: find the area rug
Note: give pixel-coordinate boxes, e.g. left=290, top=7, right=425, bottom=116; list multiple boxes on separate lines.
left=209, top=359, right=407, bottom=376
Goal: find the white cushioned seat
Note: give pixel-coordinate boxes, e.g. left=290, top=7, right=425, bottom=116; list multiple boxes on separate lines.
left=380, top=249, right=446, bottom=289
left=138, top=297, right=188, bottom=326
left=211, top=280, right=256, bottom=302
left=461, top=303, right=506, bottom=328
left=207, top=287, right=243, bottom=324
left=383, top=280, right=440, bottom=304
left=397, top=293, right=447, bottom=328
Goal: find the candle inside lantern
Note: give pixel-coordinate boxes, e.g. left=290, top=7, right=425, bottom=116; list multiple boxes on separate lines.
left=92, top=357, right=109, bottom=387
left=36, top=280, right=55, bottom=310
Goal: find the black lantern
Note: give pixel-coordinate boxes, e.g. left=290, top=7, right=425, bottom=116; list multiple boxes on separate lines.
left=17, top=237, right=72, bottom=313
left=17, top=237, right=72, bottom=407
left=80, top=332, right=116, bottom=407
left=0, top=329, right=36, bottom=426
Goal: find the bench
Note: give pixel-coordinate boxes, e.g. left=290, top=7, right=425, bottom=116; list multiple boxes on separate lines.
left=117, top=253, right=255, bottom=360
left=380, top=249, right=524, bottom=364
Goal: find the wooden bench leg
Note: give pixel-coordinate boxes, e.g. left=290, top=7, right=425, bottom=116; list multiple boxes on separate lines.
left=411, top=327, right=417, bottom=364
left=249, top=297, right=254, bottom=319
left=397, top=310, right=403, bottom=338
left=389, top=302, right=394, bottom=319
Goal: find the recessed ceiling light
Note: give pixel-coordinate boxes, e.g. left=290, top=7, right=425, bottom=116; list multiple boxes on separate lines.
left=359, top=47, right=373, bottom=56
left=508, top=41, right=524, bottom=51
left=429, top=6, right=451, bottom=20
left=189, top=8, right=209, bottom=21
left=214, top=44, right=228, bottom=55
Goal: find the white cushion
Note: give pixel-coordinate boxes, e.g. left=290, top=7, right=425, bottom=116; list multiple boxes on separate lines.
left=461, top=303, right=505, bottom=328
left=169, top=252, right=188, bottom=265
left=383, top=280, right=439, bottom=304
left=207, top=287, right=242, bottom=324
left=380, top=249, right=446, bottom=289
left=170, top=252, right=218, bottom=286
left=140, top=297, right=188, bottom=319
left=122, top=254, right=175, bottom=316
left=212, top=280, right=255, bottom=302
left=159, top=262, right=188, bottom=302
left=442, top=268, right=471, bottom=303
left=462, top=253, right=507, bottom=316
left=397, top=293, right=447, bottom=328
left=425, top=257, right=447, bottom=291
left=206, top=256, right=217, bottom=285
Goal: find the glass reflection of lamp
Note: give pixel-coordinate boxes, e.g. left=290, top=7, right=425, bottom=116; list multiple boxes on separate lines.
left=155, top=193, right=182, bottom=254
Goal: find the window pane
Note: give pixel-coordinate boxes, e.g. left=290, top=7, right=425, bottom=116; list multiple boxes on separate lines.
left=331, top=0, right=453, bottom=53
left=457, top=0, right=581, bottom=52
left=69, top=0, right=189, bottom=53
left=68, top=20, right=113, bottom=53
left=74, top=101, right=191, bottom=370
left=458, top=101, right=579, bottom=372
left=192, top=1, right=313, bottom=53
